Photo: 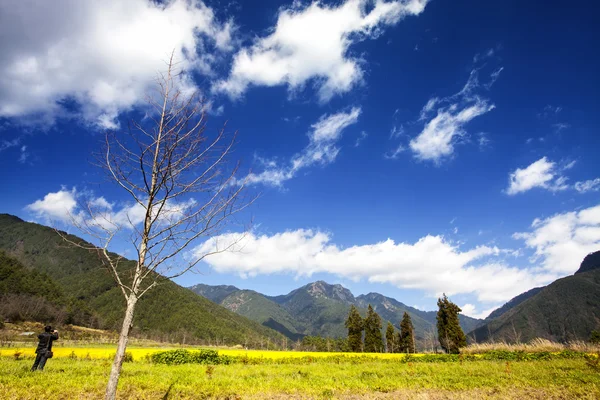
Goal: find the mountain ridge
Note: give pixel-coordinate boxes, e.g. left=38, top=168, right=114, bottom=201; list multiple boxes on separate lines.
left=190, top=280, right=483, bottom=341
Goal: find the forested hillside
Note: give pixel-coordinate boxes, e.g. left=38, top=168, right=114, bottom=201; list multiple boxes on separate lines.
left=470, top=252, right=600, bottom=343
left=0, top=214, right=284, bottom=346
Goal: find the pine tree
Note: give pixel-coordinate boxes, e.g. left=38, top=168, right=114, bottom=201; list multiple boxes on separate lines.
left=345, top=304, right=364, bottom=352
left=436, top=294, right=466, bottom=354
left=364, top=304, right=384, bottom=352
left=385, top=321, right=396, bottom=353
left=399, top=312, right=416, bottom=353
left=395, top=330, right=402, bottom=354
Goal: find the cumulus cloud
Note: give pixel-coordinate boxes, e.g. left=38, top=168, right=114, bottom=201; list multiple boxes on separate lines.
left=194, top=203, right=600, bottom=305
left=26, top=187, right=78, bottom=222
left=214, top=0, right=429, bottom=101
left=243, top=107, right=361, bottom=186
left=0, top=0, right=233, bottom=127
left=514, top=204, right=600, bottom=274
left=389, top=62, right=500, bottom=164
left=193, top=229, right=549, bottom=303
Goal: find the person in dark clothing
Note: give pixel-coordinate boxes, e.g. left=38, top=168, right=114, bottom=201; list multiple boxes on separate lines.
left=31, top=325, right=59, bottom=371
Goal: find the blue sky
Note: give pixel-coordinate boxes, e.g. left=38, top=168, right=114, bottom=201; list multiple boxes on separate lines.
left=1, top=0, right=599, bottom=319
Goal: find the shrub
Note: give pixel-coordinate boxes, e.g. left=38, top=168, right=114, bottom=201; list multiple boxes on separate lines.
left=150, top=349, right=234, bottom=365
left=108, top=351, right=134, bottom=363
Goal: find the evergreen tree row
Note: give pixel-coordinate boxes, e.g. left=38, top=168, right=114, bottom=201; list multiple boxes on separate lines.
left=345, top=294, right=467, bottom=354
left=344, top=304, right=416, bottom=353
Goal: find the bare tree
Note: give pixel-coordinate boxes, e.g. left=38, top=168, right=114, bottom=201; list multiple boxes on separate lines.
left=58, top=55, right=252, bottom=400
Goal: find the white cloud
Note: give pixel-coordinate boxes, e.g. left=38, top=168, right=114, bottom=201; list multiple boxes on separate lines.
left=507, top=157, right=600, bottom=195
left=194, top=229, right=548, bottom=303
left=506, top=157, right=567, bottom=195
left=0, top=137, right=22, bottom=152
left=26, top=187, right=78, bottom=222
left=574, top=178, right=600, bottom=193
left=460, top=303, right=476, bottom=317
left=354, top=131, right=368, bottom=147
left=243, top=107, right=361, bottom=186
left=409, top=100, right=495, bottom=162
left=18, top=145, right=29, bottom=164
left=404, top=66, right=499, bottom=163
left=514, top=204, right=600, bottom=274
left=473, top=48, right=496, bottom=63
left=25, top=187, right=196, bottom=230
left=0, top=0, right=233, bottom=127
left=461, top=304, right=499, bottom=320
left=214, top=0, right=429, bottom=101
left=195, top=203, right=600, bottom=305
left=384, top=144, right=405, bottom=159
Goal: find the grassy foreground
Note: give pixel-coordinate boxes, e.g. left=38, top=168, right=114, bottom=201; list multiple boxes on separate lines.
left=1, top=351, right=599, bottom=399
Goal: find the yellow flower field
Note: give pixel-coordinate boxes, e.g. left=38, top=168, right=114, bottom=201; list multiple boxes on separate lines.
left=1, top=346, right=423, bottom=360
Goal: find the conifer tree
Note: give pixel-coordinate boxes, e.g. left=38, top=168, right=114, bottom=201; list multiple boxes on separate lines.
left=436, top=294, right=466, bottom=354
left=399, top=312, right=416, bottom=353
left=385, top=321, right=396, bottom=353
left=395, top=330, right=402, bottom=353
left=345, top=304, right=364, bottom=352
left=364, top=304, right=384, bottom=352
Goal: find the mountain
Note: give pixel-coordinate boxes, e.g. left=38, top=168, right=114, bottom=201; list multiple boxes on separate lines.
left=0, top=214, right=284, bottom=346
left=188, top=283, right=240, bottom=304
left=470, top=252, right=600, bottom=343
left=268, top=281, right=357, bottom=338
left=191, top=280, right=483, bottom=341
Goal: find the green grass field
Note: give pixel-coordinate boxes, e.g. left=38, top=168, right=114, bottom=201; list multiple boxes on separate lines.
left=1, top=350, right=599, bottom=399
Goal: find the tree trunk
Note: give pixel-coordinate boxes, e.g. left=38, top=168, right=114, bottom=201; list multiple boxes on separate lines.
left=105, top=295, right=138, bottom=400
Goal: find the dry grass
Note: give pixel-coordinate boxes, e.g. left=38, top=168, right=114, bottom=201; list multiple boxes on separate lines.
left=462, top=338, right=600, bottom=354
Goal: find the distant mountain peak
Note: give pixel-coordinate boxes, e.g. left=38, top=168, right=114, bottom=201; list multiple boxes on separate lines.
left=575, top=250, right=600, bottom=274
left=357, top=292, right=400, bottom=312
left=303, top=281, right=355, bottom=303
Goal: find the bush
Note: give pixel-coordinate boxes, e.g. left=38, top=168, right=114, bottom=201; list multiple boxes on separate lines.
left=150, top=349, right=234, bottom=365
left=108, top=351, right=134, bottom=363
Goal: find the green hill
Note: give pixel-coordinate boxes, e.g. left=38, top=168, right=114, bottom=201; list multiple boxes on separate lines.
left=470, top=252, right=600, bottom=343
left=0, top=214, right=284, bottom=346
